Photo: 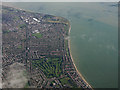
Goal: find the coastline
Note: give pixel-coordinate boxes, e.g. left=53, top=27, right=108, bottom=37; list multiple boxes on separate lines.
left=2, top=4, right=92, bottom=88
left=68, top=24, right=93, bottom=89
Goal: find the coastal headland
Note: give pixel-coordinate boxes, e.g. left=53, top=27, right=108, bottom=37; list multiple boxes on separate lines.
left=2, top=5, right=92, bottom=89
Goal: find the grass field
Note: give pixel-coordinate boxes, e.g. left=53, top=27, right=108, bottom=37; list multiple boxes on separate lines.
left=32, top=33, right=42, bottom=38
left=32, top=57, right=62, bottom=78
left=59, top=77, right=77, bottom=88
left=17, top=45, right=22, bottom=49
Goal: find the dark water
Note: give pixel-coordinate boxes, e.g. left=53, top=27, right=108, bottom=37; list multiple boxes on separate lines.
left=3, top=2, right=118, bottom=88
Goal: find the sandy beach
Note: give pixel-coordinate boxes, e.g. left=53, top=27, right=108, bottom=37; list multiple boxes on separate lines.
left=68, top=24, right=93, bottom=89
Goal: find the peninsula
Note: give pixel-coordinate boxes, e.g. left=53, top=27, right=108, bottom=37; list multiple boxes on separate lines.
left=2, top=5, right=92, bottom=89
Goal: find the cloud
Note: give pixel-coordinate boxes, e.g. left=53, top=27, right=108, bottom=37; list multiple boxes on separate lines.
left=2, top=62, right=29, bottom=88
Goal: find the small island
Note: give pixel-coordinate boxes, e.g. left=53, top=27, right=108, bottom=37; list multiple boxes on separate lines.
left=2, top=5, right=92, bottom=89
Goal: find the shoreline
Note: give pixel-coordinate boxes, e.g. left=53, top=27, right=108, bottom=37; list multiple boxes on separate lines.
left=68, top=24, right=93, bottom=89
left=2, top=4, right=93, bottom=88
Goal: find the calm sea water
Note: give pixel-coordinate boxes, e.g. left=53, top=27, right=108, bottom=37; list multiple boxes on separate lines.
left=4, top=2, right=118, bottom=88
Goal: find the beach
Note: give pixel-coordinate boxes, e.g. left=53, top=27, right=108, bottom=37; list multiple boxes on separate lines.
left=68, top=24, right=93, bottom=89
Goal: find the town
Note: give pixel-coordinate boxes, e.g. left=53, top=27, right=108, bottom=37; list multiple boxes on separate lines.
left=2, top=6, right=92, bottom=89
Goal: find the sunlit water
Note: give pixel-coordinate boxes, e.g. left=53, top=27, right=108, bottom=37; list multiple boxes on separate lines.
left=3, top=2, right=118, bottom=88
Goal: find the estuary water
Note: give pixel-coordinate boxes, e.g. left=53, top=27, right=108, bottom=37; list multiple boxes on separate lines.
left=3, top=2, right=118, bottom=88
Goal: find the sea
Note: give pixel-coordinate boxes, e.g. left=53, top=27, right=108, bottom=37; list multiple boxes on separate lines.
left=3, top=2, right=118, bottom=88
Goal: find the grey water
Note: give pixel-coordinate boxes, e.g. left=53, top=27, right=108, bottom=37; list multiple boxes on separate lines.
left=3, top=2, right=118, bottom=88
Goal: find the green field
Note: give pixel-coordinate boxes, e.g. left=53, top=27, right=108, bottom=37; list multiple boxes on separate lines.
left=19, top=24, right=27, bottom=29
left=32, top=33, right=42, bottom=38
left=32, top=57, right=62, bottom=78
left=59, top=77, right=77, bottom=88
left=3, top=30, right=10, bottom=34
left=65, top=40, right=69, bottom=56
left=64, top=25, right=69, bottom=35
left=17, top=45, right=22, bottom=49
